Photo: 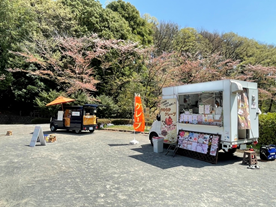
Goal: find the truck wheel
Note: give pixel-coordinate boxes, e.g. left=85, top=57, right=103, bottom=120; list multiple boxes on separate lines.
left=50, top=124, right=56, bottom=132
left=75, top=129, right=81, bottom=134
left=149, top=132, right=158, bottom=146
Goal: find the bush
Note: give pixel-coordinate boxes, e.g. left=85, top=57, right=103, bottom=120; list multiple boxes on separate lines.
left=145, top=119, right=154, bottom=126
left=31, top=117, right=50, bottom=124
left=259, top=113, right=276, bottom=145
left=97, top=118, right=154, bottom=127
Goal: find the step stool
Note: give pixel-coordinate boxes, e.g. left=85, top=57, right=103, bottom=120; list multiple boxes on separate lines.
left=242, top=151, right=258, bottom=165
left=165, top=143, right=179, bottom=157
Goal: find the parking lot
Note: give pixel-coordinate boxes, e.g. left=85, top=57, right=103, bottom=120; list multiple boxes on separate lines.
left=0, top=124, right=276, bottom=207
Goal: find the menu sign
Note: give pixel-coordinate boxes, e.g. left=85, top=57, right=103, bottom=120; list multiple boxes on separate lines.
left=160, top=99, right=177, bottom=144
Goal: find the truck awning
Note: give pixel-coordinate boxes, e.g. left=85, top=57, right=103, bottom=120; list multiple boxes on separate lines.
left=231, top=81, right=243, bottom=93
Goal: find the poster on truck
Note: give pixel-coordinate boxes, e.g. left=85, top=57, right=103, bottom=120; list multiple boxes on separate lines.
left=160, top=99, right=177, bottom=143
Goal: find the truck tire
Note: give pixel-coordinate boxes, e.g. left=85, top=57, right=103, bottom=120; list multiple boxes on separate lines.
left=149, top=132, right=158, bottom=146
left=50, top=124, right=57, bottom=132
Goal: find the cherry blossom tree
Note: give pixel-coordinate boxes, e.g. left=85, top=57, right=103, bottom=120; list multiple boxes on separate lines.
left=7, top=34, right=146, bottom=99
left=0, top=74, right=5, bottom=80
left=232, top=64, right=276, bottom=111
left=144, top=51, right=275, bottom=113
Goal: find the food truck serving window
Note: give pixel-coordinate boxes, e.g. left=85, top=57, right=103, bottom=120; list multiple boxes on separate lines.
left=178, top=91, right=223, bottom=126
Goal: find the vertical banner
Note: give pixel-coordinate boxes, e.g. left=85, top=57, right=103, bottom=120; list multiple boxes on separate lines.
left=133, top=94, right=145, bottom=132
left=237, top=89, right=251, bottom=129
left=160, top=99, right=177, bottom=143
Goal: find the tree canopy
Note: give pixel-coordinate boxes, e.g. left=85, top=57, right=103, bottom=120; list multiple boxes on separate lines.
left=0, top=0, right=275, bottom=117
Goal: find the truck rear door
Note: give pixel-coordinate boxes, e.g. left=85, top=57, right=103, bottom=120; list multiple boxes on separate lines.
left=248, top=89, right=259, bottom=138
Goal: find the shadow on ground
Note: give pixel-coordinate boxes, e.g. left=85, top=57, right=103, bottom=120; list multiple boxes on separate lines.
left=128, top=144, right=244, bottom=169
left=33, top=130, right=94, bottom=137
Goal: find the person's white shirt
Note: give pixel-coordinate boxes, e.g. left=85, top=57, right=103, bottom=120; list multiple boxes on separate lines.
left=215, top=106, right=223, bottom=115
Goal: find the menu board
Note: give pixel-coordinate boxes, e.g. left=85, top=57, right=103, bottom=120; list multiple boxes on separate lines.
left=177, top=130, right=220, bottom=156
left=160, top=99, right=177, bottom=144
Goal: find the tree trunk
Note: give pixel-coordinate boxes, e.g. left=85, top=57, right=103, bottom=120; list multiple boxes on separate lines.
left=268, top=98, right=274, bottom=112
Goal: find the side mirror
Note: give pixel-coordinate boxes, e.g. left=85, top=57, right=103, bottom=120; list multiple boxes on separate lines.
left=156, top=114, right=161, bottom=121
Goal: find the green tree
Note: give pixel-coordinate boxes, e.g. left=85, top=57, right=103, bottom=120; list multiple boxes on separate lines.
left=35, top=89, right=97, bottom=117
left=61, top=0, right=132, bottom=39
left=153, top=21, right=179, bottom=56
left=198, top=30, right=224, bottom=58
left=142, top=13, right=159, bottom=28
left=173, top=27, right=203, bottom=55
left=0, top=0, right=38, bottom=112
left=221, top=32, right=245, bottom=61
left=29, top=0, right=80, bottom=37
left=0, top=0, right=37, bottom=88
left=34, top=90, right=65, bottom=117
left=238, top=39, right=276, bottom=67
left=93, top=39, right=147, bottom=100
left=96, top=94, right=119, bottom=118
left=106, top=0, right=153, bottom=45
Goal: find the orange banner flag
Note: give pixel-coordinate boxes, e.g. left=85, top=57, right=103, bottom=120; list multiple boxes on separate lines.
left=133, top=94, right=145, bottom=132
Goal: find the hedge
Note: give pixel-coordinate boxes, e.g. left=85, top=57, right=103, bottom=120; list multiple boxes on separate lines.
left=259, top=113, right=276, bottom=145
left=31, top=117, right=50, bottom=124
left=97, top=118, right=112, bottom=125
left=97, top=118, right=154, bottom=126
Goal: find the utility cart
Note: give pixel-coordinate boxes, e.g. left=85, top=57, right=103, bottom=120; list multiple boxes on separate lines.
left=50, top=104, right=99, bottom=134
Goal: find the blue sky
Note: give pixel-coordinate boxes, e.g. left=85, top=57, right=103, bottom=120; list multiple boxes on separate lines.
left=100, top=0, right=276, bottom=45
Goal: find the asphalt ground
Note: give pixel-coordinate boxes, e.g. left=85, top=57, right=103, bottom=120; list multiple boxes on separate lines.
left=0, top=124, right=276, bottom=207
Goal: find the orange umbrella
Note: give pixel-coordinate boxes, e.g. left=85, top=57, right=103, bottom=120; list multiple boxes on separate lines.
left=46, top=96, right=75, bottom=110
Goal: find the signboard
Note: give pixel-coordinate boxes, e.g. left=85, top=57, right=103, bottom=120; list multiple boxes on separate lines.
left=160, top=99, right=177, bottom=144
left=30, top=126, right=46, bottom=147
left=57, top=111, right=64, bottom=121
left=72, top=111, right=80, bottom=116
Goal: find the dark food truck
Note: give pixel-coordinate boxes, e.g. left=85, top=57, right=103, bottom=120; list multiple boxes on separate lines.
left=50, top=104, right=99, bottom=133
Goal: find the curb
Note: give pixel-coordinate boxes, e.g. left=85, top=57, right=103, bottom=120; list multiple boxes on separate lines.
left=101, top=128, right=149, bottom=135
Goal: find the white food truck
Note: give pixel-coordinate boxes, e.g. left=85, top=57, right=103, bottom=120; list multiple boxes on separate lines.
left=149, top=79, right=260, bottom=153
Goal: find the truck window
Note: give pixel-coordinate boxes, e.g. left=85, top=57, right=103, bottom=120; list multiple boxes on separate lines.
left=84, top=108, right=97, bottom=115
left=178, top=91, right=223, bottom=126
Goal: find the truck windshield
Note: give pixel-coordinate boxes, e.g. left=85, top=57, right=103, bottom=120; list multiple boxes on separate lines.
left=83, top=108, right=97, bottom=115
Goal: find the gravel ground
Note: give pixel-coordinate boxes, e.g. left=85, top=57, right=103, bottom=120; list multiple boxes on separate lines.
left=0, top=124, right=276, bottom=207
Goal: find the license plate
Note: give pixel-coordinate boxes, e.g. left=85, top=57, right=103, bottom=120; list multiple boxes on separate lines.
left=89, top=127, right=93, bottom=130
